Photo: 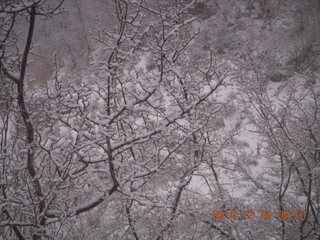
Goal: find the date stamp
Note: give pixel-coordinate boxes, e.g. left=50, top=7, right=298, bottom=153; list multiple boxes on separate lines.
left=211, top=210, right=307, bottom=220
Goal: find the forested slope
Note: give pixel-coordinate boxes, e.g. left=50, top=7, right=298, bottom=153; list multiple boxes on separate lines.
left=1, top=0, right=319, bottom=239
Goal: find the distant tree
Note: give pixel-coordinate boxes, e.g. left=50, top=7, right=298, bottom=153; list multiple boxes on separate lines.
left=235, top=52, right=320, bottom=239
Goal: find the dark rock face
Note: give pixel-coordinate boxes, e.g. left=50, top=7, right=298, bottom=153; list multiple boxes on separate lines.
left=188, top=2, right=216, bottom=20
left=269, top=72, right=289, bottom=82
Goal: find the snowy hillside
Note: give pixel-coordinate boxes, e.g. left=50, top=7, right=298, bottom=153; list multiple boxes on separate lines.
left=1, top=0, right=320, bottom=239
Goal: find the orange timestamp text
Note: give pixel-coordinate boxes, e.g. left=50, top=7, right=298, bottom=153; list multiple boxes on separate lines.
left=211, top=210, right=307, bottom=220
